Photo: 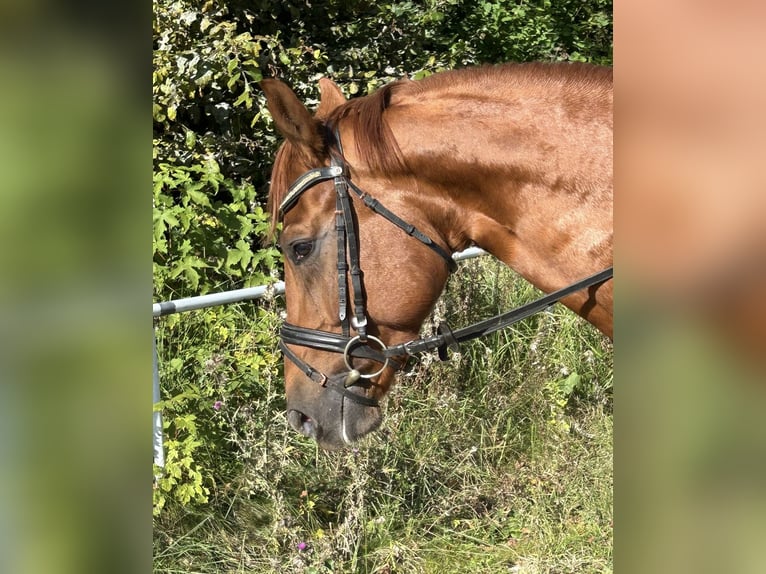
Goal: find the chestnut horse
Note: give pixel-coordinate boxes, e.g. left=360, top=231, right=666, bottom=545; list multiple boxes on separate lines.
left=261, top=63, right=612, bottom=449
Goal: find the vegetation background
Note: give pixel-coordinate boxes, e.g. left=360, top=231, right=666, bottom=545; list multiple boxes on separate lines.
left=153, top=0, right=613, bottom=572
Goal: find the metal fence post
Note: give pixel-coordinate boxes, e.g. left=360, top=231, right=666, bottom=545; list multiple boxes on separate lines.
left=153, top=326, right=164, bottom=470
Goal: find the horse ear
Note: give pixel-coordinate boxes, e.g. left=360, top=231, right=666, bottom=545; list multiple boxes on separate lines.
left=261, top=78, right=322, bottom=153
left=316, top=78, right=346, bottom=120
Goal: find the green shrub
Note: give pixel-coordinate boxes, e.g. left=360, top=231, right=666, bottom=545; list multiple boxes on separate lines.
left=153, top=303, right=283, bottom=515
left=153, top=160, right=279, bottom=296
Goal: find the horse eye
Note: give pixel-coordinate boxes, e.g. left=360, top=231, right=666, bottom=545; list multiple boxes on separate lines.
left=291, top=240, right=314, bottom=262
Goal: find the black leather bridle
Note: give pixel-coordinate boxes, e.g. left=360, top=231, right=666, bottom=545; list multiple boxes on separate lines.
left=277, top=130, right=613, bottom=408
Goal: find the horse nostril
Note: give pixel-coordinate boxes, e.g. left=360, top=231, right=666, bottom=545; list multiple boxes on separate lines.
left=287, top=409, right=319, bottom=440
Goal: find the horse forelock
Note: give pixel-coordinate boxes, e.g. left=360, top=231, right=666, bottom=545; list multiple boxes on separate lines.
left=328, top=81, right=410, bottom=176
left=267, top=140, right=303, bottom=239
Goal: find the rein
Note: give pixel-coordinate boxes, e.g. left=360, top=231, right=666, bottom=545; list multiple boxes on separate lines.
left=277, top=131, right=613, bottom=408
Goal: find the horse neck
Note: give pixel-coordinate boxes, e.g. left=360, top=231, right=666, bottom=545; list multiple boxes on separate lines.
left=388, top=87, right=613, bottom=294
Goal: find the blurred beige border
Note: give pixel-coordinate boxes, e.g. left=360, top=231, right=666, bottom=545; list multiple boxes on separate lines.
left=617, top=2, right=766, bottom=572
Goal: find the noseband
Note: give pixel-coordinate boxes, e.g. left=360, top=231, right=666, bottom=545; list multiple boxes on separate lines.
left=277, top=129, right=613, bottom=408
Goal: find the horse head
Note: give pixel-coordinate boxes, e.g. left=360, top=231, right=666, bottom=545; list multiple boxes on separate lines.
left=262, top=77, right=454, bottom=449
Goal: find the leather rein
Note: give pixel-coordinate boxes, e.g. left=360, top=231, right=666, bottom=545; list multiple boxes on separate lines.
left=277, top=130, right=613, bottom=408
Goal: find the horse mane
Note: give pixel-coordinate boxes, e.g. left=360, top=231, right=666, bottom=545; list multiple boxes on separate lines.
left=267, top=62, right=611, bottom=238
left=408, top=61, right=611, bottom=100
left=326, top=61, right=611, bottom=177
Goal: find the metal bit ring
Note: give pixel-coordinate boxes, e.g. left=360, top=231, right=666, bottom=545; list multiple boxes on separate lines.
left=343, top=335, right=389, bottom=379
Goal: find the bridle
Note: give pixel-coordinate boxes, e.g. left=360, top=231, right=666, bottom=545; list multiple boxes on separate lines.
left=277, top=129, right=613, bottom=408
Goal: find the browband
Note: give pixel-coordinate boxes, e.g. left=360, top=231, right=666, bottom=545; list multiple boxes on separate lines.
left=279, top=165, right=344, bottom=217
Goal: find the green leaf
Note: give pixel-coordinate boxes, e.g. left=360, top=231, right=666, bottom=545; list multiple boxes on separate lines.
left=226, top=249, right=243, bottom=267
left=162, top=212, right=179, bottom=227
left=233, top=88, right=251, bottom=108
left=559, top=372, right=581, bottom=397
left=184, top=129, right=196, bottom=149
left=184, top=267, right=200, bottom=291
left=244, top=69, right=263, bottom=82
left=187, top=189, right=212, bottom=208
left=226, top=72, right=241, bottom=91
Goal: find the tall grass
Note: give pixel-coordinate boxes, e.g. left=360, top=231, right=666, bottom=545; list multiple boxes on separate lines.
left=153, top=257, right=613, bottom=573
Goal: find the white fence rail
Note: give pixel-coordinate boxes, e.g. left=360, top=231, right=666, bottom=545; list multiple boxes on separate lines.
left=152, top=247, right=486, bottom=466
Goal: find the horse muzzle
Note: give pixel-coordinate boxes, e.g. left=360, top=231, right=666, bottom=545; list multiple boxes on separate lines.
left=285, top=369, right=384, bottom=449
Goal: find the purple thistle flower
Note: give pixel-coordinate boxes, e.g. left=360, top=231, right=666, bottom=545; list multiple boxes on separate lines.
left=297, top=542, right=307, bottom=551
left=213, top=400, right=222, bottom=411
